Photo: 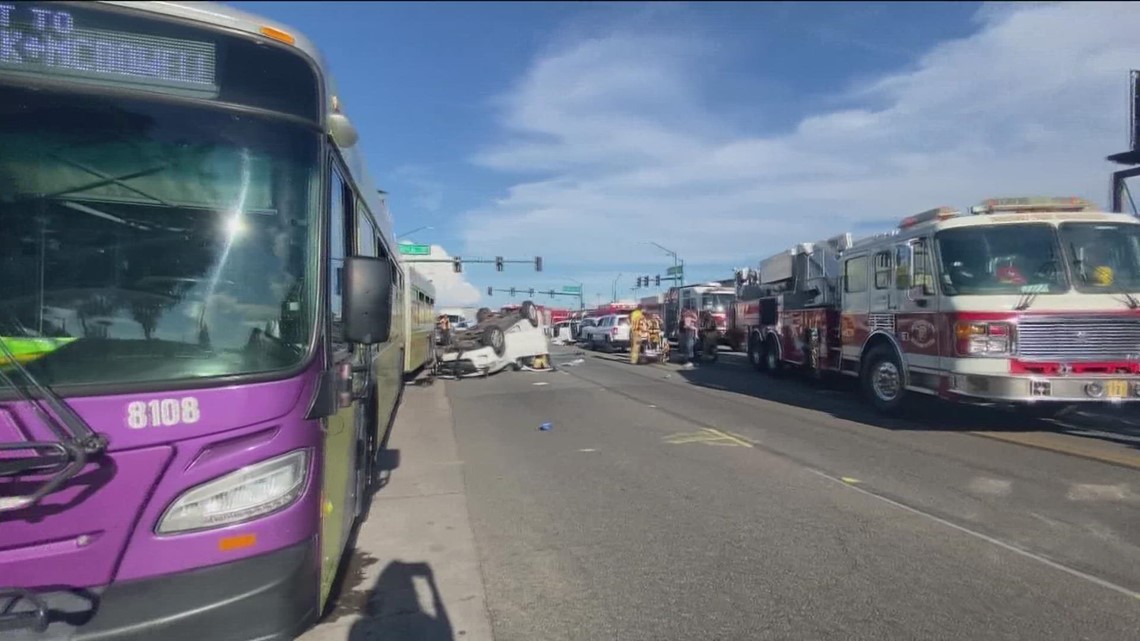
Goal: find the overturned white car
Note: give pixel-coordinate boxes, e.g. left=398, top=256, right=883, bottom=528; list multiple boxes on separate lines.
left=434, top=300, right=551, bottom=378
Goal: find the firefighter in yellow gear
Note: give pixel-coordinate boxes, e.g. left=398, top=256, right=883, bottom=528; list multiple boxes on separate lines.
left=629, top=306, right=645, bottom=364
left=647, top=313, right=667, bottom=363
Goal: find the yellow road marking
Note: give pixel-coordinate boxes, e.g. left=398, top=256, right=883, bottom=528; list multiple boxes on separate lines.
left=663, top=427, right=753, bottom=448
left=841, top=477, right=861, bottom=485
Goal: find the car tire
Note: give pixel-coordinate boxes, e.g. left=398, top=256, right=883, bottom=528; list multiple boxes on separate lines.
left=520, top=300, right=539, bottom=327
left=483, top=325, right=506, bottom=356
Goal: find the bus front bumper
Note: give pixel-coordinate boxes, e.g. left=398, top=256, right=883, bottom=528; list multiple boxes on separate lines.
left=946, top=373, right=1140, bottom=404
left=3, top=539, right=319, bottom=641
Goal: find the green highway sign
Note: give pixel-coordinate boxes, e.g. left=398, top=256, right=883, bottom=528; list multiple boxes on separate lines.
left=666, top=265, right=683, bottom=276
left=398, top=243, right=431, bottom=256
left=562, top=285, right=582, bottom=293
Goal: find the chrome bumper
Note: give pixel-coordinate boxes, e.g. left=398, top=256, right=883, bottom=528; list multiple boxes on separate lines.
left=947, top=373, right=1140, bottom=403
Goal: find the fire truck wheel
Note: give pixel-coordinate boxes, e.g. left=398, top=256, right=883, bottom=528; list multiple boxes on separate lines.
left=764, top=335, right=782, bottom=377
left=747, top=333, right=765, bottom=372
left=862, top=345, right=905, bottom=413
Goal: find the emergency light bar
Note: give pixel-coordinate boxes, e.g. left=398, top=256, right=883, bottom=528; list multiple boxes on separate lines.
left=898, top=207, right=959, bottom=230
left=970, top=196, right=1094, bottom=215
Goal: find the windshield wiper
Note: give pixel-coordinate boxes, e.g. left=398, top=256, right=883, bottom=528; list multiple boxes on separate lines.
left=0, top=339, right=107, bottom=512
left=1110, top=288, right=1140, bottom=310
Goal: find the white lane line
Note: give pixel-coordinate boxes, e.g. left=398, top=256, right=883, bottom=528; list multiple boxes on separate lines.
left=809, top=469, right=1140, bottom=601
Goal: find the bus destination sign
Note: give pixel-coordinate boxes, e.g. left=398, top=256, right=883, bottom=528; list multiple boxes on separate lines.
left=0, top=3, right=218, bottom=98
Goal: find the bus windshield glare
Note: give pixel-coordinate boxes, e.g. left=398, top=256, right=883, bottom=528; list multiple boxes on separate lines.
left=0, top=86, right=320, bottom=389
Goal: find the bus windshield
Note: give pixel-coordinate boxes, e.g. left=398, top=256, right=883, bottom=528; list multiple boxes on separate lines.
left=934, top=223, right=1068, bottom=296
left=0, top=86, right=320, bottom=389
left=1058, top=222, right=1140, bottom=293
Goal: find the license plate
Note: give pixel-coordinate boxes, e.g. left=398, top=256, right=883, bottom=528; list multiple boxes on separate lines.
left=1105, top=379, right=1130, bottom=398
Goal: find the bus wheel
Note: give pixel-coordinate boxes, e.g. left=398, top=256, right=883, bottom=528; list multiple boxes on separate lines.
left=862, top=345, right=905, bottom=413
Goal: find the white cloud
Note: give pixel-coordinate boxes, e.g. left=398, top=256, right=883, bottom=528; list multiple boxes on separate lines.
left=390, top=165, right=444, bottom=213
left=461, top=1, right=1140, bottom=273
left=403, top=244, right=482, bottom=306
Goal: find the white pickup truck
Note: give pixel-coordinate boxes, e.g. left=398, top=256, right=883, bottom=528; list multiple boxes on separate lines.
left=582, top=314, right=631, bottom=352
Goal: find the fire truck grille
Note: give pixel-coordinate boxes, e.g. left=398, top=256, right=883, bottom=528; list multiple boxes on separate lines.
left=1016, top=317, right=1140, bottom=360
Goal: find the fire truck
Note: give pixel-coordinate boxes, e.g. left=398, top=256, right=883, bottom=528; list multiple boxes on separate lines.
left=662, top=284, right=736, bottom=343
left=733, top=196, right=1140, bottom=416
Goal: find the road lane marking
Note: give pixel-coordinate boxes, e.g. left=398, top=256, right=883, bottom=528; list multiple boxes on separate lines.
left=810, top=469, right=1140, bottom=602
left=841, top=477, right=862, bottom=485
left=663, top=428, right=753, bottom=448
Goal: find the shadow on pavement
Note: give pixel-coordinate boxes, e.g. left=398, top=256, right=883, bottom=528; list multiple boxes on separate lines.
left=670, top=356, right=1140, bottom=452
left=348, top=561, right=454, bottom=641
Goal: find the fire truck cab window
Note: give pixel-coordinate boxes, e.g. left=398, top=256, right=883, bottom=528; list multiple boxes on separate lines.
left=913, top=239, right=936, bottom=296
left=935, top=223, right=1067, bottom=296
left=895, top=245, right=912, bottom=290
left=1058, top=222, right=1140, bottom=293
left=873, top=251, right=893, bottom=289
left=844, top=256, right=868, bottom=293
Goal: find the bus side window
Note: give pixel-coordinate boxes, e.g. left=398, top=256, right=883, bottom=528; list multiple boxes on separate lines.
left=355, top=209, right=378, bottom=258
left=328, top=164, right=352, bottom=349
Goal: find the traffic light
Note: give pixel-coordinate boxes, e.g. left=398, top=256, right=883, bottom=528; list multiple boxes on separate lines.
left=535, top=256, right=543, bottom=272
left=510, top=287, right=516, bottom=296
left=529, top=288, right=535, bottom=297
left=655, top=275, right=661, bottom=286
left=452, top=256, right=462, bottom=273
left=487, top=286, right=493, bottom=296
left=643, top=275, right=649, bottom=287
left=495, top=256, right=504, bottom=272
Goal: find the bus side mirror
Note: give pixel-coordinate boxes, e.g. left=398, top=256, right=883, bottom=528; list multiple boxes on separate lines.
left=343, top=256, right=393, bottom=345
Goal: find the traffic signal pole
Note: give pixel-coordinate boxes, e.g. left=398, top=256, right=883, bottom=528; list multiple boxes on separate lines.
left=487, top=287, right=584, bottom=309
left=399, top=253, right=543, bottom=274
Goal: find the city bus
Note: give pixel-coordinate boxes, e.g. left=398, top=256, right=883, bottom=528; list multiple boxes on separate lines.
left=403, top=265, right=436, bottom=374
left=0, top=2, right=405, bottom=639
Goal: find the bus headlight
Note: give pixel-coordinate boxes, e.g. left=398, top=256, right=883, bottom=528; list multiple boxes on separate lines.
left=157, top=449, right=310, bottom=535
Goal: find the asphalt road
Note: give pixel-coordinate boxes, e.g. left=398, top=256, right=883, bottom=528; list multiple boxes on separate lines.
left=445, top=345, right=1140, bottom=641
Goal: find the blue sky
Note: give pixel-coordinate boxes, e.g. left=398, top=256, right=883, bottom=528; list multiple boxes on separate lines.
left=233, top=1, right=1138, bottom=308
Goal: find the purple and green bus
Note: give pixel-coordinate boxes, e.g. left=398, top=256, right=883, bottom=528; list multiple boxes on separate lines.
left=0, top=2, right=411, bottom=638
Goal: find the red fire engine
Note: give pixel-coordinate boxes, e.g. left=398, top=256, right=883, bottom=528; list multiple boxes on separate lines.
left=733, top=197, right=1140, bottom=416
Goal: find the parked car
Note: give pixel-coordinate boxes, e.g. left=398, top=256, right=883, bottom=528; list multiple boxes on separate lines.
left=582, top=314, right=630, bottom=352
left=575, top=317, right=598, bottom=343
